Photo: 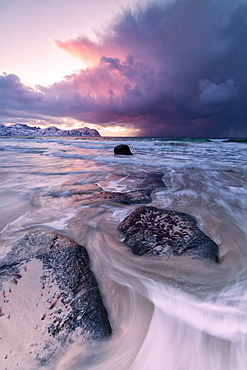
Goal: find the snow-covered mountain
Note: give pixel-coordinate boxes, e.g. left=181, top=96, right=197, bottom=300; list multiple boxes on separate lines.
left=0, top=124, right=101, bottom=137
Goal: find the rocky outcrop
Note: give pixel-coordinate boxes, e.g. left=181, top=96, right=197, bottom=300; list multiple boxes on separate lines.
left=114, top=144, right=133, bottom=155
left=118, top=206, right=219, bottom=262
left=0, top=230, right=111, bottom=367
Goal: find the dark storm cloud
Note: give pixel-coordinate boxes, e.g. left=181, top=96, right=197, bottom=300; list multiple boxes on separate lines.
left=1, top=0, right=247, bottom=137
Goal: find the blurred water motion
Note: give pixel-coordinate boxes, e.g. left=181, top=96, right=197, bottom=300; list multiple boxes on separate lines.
left=0, top=136, right=247, bottom=369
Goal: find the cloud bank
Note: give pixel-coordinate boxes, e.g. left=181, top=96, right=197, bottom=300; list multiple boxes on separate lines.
left=1, top=0, right=247, bottom=137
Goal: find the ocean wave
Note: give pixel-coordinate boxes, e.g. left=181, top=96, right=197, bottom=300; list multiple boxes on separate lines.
left=223, top=138, right=247, bottom=143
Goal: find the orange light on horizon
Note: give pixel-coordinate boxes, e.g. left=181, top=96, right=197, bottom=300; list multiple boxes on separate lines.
left=99, top=125, right=141, bottom=137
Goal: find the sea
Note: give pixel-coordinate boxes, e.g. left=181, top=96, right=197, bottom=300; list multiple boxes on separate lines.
left=0, top=136, right=247, bottom=370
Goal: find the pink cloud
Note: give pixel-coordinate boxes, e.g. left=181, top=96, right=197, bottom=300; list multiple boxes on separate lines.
left=56, top=37, right=105, bottom=65
left=55, top=35, right=126, bottom=66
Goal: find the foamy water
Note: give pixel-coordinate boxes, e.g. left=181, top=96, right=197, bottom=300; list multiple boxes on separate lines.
left=0, top=136, right=247, bottom=369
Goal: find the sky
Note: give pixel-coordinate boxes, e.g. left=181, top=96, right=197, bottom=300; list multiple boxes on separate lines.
left=0, top=0, right=247, bottom=137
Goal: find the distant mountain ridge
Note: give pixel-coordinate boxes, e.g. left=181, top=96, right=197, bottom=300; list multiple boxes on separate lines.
left=0, top=123, right=101, bottom=137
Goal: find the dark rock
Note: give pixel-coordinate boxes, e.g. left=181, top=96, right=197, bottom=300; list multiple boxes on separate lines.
left=0, top=230, right=111, bottom=366
left=114, top=144, right=133, bottom=155
left=92, top=189, right=152, bottom=204
left=118, top=206, right=219, bottom=262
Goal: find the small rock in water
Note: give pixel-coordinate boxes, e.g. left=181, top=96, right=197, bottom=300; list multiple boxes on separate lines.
left=0, top=230, right=111, bottom=367
left=114, top=144, right=133, bottom=155
left=118, top=206, right=219, bottom=262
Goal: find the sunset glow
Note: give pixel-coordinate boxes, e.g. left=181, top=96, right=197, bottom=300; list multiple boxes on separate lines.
left=1, top=0, right=247, bottom=137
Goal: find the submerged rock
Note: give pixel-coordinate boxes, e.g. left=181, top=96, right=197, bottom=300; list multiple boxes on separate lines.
left=114, top=144, right=133, bottom=155
left=92, top=189, right=152, bottom=204
left=0, top=230, right=111, bottom=367
left=92, top=172, right=167, bottom=205
left=131, top=171, right=167, bottom=190
left=118, top=206, right=219, bottom=262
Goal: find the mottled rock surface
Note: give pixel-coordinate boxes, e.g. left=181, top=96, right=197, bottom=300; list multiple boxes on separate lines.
left=118, top=206, right=219, bottom=262
left=0, top=230, right=111, bottom=367
left=92, top=189, right=152, bottom=204
left=114, top=144, right=133, bottom=155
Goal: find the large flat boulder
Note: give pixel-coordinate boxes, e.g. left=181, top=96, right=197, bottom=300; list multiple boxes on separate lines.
left=0, top=231, right=111, bottom=367
left=118, top=206, right=219, bottom=262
